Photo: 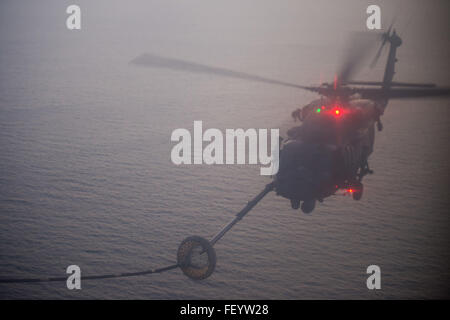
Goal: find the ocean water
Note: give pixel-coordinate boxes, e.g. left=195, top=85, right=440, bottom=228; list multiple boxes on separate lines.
left=0, top=0, right=449, bottom=299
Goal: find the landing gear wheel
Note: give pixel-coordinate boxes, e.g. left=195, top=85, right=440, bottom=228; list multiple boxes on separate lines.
left=177, top=236, right=216, bottom=280
left=352, top=183, right=363, bottom=201
left=290, top=199, right=300, bottom=209
left=301, top=199, right=316, bottom=214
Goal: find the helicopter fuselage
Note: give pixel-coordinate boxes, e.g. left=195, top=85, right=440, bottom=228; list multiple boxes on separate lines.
left=275, top=98, right=380, bottom=212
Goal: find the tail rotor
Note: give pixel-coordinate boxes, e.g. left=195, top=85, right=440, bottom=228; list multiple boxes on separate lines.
left=370, top=18, right=396, bottom=68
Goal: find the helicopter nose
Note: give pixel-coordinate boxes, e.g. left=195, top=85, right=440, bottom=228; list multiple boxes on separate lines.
left=275, top=140, right=333, bottom=201
left=275, top=165, right=316, bottom=200
left=275, top=145, right=315, bottom=200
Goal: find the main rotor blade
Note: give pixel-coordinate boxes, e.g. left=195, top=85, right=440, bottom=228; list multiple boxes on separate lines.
left=357, top=87, right=450, bottom=99
left=131, top=53, right=316, bottom=92
left=347, top=81, right=436, bottom=88
left=370, top=39, right=386, bottom=69
left=338, top=32, right=379, bottom=84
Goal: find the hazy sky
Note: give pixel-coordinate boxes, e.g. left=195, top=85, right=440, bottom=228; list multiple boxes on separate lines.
left=1, top=1, right=448, bottom=83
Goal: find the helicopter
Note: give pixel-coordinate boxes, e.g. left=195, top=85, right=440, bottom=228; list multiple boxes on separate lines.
left=131, top=28, right=450, bottom=215
left=274, top=28, right=450, bottom=213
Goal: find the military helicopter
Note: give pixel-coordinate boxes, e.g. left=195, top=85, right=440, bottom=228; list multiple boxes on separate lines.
left=132, top=28, right=450, bottom=215
left=274, top=28, right=449, bottom=213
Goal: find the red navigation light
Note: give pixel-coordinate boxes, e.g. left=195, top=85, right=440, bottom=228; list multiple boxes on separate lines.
left=333, top=107, right=341, bottom=116
left=348, top=189, right=353, bottom=193
left=332, top=104, right=343, bottom=116
left=316, top=106, right=326, bottom=113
